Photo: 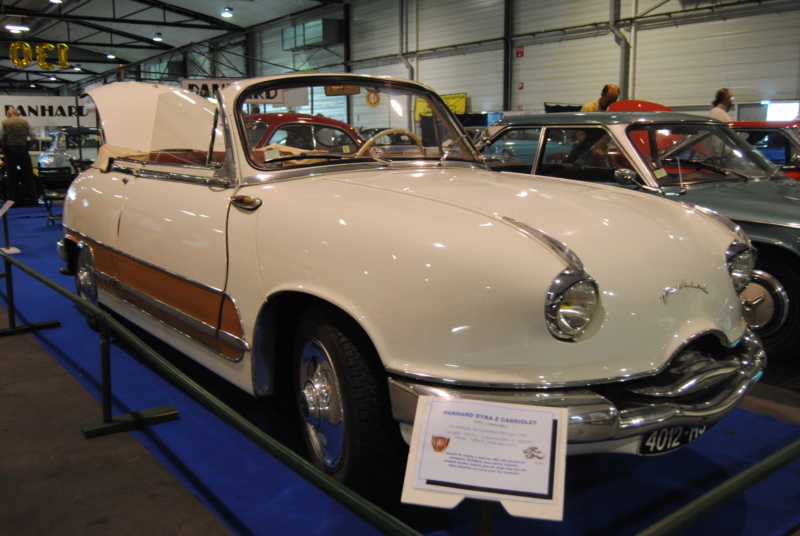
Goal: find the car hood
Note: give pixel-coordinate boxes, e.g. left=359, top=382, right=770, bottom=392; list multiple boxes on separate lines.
left=331, top=167, right=729, bottom=254
left=677, top=178, right=800, bottom=225
left=299, top=166, right=747, bottom=385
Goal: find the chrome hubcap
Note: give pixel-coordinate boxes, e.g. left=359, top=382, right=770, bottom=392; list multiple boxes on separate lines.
left=741, top=270, right=789, bottom=336
left=298, top=339, right=344, bottom=470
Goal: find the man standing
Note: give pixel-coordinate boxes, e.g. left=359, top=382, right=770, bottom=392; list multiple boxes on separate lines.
left=708, top=88, right=734, bottom=122
left=581, top=84, right=620, bottom=112
left=1, top=108, right=39, bottom=206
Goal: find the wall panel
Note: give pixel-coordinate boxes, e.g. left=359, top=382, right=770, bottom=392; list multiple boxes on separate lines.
left=632, top=12, right=800, bottom=109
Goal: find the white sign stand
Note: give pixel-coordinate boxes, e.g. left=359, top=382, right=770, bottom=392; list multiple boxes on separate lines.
left=401, top=396, right=567, bottom=521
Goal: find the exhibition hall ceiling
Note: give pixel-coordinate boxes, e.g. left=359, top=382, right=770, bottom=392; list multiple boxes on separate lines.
left=0, top=0, right=334, bottom=91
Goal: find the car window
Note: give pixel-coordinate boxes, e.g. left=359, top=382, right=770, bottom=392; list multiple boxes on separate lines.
left=627, top=123, right=775, bottom=184
left=734, top=129, right=789, bottom=164
left=481, top=128, right=541, bottom=163
left=536, top=127, right=630, bottom=181
left=238, top=80, right=479, bottom=171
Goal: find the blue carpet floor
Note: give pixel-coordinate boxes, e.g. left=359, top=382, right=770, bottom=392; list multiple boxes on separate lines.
left=3, top=204, right=800, bottom=536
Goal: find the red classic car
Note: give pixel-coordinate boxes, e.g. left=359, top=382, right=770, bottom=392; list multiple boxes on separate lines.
left=729, top=121, right=800, bottom=180
left=243, top=112, right=364, bottom=153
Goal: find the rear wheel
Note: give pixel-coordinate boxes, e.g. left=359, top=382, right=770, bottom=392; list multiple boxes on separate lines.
left=74, top=245, right=102, bottom=330
left=294, top=305, right=402, bottom=496
left=741, top=253, right=800, bottom=362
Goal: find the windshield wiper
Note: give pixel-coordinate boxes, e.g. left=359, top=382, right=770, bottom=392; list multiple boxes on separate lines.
left=660, top=157, right=750, bottom=181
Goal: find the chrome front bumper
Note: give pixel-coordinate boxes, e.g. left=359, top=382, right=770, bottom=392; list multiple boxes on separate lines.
left=387, top=329, right=765, bottom=445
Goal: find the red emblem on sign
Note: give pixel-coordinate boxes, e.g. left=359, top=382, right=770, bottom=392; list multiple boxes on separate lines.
left=516, top=46, right=525, bottom=58
left=431, top=436, right=450, bottom=453
left=366, top=91, right=380, bottom=107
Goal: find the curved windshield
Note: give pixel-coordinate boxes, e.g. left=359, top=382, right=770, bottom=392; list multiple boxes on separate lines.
left=626, top=123, right=780, bottom=184
left=236, top=77, right=481, bottom=170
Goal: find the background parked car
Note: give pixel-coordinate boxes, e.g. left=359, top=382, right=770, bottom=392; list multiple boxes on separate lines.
left=37, top=126, right=102, bottom=180
left=479, top=112, right=800, bottom=362
left=244, top=112, right=363, bottom=154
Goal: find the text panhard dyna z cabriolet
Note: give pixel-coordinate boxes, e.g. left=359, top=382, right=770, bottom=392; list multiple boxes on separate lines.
left=58, top=75, right=764, bottom=495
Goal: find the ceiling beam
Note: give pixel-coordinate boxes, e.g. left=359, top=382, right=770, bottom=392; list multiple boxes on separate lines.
left=0, top=6, right=242, bottom=31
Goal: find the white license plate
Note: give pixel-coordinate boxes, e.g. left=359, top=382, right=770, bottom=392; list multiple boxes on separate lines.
left=639, top=425, right=710, bottom=455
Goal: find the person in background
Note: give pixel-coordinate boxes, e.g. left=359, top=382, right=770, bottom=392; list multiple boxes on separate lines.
left=1, top=108, right=39, bottom=206
left=581, top=84, right=620, bottom=111
left=708, top=88, right=734, bottom=121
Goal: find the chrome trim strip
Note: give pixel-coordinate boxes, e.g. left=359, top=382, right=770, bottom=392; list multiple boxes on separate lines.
left=218, top=329, right=250, bottom=352
left=385, top=328, right=747, bottom=389
left=109, top=159, right=230, bottom=187
left=95, top=269, right=250, bottom=357
left=387, top=329, right=764, bottom=443
left=239, top=160, right=484, bottom=186
left=501, top=216, right=584, bottom=272
left=64, top=228, right=225, bottom=295
left=732, top=217, right=800, bottom=230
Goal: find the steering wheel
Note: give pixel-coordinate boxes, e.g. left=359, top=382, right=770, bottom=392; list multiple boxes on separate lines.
left=356, top=128, right=424, bottom=157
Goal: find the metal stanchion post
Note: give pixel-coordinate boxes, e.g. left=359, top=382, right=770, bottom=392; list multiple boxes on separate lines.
left=100, top=322, right=113, bottom=425
left=0, top=209, right=61, bottom=337
left=82, top=317, right=179, bottom=439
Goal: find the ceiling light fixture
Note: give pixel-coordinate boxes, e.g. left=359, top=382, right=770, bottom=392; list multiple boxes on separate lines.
left=153, top=32, right=163, bottom=42
left=107, top=53, right=116, bottom=59
left=221, top=7, right=233, bottom=18
left=5, top=24, right=30, bottom=33
left=50, top=0, right=63, bottom=3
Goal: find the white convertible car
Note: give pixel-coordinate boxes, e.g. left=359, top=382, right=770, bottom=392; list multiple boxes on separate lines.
left=58, top=74, right=764, bottom=496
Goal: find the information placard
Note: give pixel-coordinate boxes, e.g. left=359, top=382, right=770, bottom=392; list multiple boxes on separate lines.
left=401, top=396, right=567, bottom=520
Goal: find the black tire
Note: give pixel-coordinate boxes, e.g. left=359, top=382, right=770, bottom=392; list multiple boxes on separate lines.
left=741, top=252, right=800, bottom=362
left=74, top=245, right=102, bottom=331
left=293, top=305, right=403, bottom=496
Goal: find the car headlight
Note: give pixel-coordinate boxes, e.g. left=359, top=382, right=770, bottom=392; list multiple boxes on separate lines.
left=727, top=241, right=757, bottom=294
left=546, top=269, right=598, bottom=341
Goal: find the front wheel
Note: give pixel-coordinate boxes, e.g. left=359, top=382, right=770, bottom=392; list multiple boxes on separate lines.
left=741, top=253, right=800, bottom=362
left=294, top=305, right=403, bottom=496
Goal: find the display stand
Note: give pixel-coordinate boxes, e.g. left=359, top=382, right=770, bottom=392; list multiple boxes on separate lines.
left=81, top=323, right=180, bottom=438
left=0, top=202, right=61, bottom=337
left=402, top=396, right=568, bottom=525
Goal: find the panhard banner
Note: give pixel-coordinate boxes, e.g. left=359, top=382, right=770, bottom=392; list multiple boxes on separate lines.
left=0, top=97, right=94, bottom=128
left=180, top=78, right=242, bottom=97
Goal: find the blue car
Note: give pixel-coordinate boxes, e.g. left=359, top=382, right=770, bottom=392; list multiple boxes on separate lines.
left=479, top=112, right=800, bottom=362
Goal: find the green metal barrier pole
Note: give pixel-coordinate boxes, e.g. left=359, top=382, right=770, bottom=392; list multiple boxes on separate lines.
left=637, top=438, right=800, bottom=536
left=0, top=248, right=61, bottom=337
left=0, top=249, right=420, bottom=536
left=102, top=312, right=421, bottom=536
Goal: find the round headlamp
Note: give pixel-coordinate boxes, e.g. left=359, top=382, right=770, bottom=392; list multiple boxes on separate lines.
left=546, top=271, right=598, bottom=341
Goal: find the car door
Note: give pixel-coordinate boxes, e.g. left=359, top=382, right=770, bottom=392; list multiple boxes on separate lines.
left=114, top=164, right=242, bottom=360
